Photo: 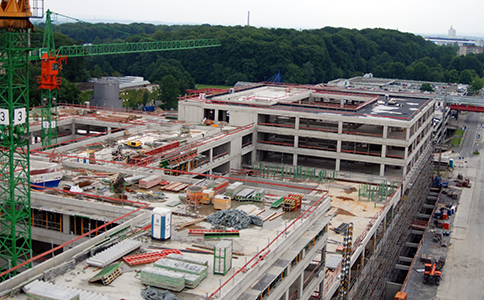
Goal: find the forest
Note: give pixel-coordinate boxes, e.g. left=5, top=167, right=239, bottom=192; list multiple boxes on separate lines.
left=29, top=21, right=484, bottom=107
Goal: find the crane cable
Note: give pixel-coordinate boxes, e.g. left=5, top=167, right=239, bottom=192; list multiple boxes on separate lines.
left=50, top=11, right=159, bottom=42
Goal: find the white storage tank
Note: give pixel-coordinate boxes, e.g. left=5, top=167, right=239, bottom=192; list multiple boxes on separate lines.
left=151, top=207, right=172, bottom=240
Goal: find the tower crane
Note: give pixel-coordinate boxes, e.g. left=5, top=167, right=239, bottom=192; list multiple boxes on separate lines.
left=0, top=0, right=220, bottom=280
left=35, top=9, right=221, bottom=148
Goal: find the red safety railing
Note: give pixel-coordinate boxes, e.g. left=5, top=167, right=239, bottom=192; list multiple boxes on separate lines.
left=0, top=203, right=150, bottom=279
left=207, top=191, right=328, bottom=300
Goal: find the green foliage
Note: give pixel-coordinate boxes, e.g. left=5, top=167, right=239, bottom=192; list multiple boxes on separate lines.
left=121, top=88, right=159, bottom=110
left=29, top=20, right=484, bottom=96
left=420, top=83, right=434, bottom=92
left=160, top=75, right=180, bottom=110
left=470, top=77, right=483, bottom=92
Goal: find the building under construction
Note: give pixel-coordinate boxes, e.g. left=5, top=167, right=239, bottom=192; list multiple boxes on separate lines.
left=0, top=82, right=437, bottom=300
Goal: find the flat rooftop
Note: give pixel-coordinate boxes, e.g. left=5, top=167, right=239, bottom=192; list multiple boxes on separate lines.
left=201, top=84, right=432, bottom=121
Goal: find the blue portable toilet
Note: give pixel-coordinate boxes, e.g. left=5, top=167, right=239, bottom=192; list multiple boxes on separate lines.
left=151, top=207, right=172, bottom=240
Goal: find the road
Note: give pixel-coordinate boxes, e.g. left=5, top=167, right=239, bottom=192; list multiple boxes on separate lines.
left=436, top=112, right=484, bottom=300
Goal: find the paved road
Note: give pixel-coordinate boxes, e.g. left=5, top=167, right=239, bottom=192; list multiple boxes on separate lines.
left=436, top=112, right=484, bottom=300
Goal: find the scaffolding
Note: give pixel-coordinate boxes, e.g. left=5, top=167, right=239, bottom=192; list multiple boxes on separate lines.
left=238, top=163, right=337, bottom=183
left=350, top=154, right=433, bottom=299
left=358, top=181, right=397, bottom=203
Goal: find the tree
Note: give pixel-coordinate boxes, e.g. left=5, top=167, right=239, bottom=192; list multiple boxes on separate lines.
left=160, top=75, right=180, bottom=110
left=470, top=77, right=483, bottom=93
left=420, top=83, right=434, bottom=92
left=460, top=69, right=473, bottom=84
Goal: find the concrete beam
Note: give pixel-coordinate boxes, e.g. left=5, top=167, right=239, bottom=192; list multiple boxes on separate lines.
left=395, top=264, right=410, bottom=271
left=405, top=242, right=419, bottom=248
left=398, top=256, right=414, bottom=263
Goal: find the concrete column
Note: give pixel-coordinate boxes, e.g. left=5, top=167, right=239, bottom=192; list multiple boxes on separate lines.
left=295, top=117, right=300, bottom=130
left=338, top=121, right=343, bottom=134
left=380, top=164, right=385, bottom=176
left=209, top=149, right=213, bottom=162
left=337, top=140, right=342, bottom=153
left=381, top=145, right=386, bottom=158
left=336, top=159, right=341, bottom=171
left=107, top=127, right=112, bottom=135
left=293, top=154, right=298, bottom=167
left=215, top=109, right=219, bottom=121
left=383, top=125, right=388, bottom=139
left=298, top=273, right=304, bottom=298
left=251, top=150, right=257, bottom=165
left=62, top=214, right=70, bottom=234
left=71, top=122, right=76, bottom=136
left=284, top=290, right=289, bottom=300
left=406, top=126, right=410, bottom=140
left=403, top=165, right=407, bottom=177
left=404, top=147, right=408, bottom=160
left=294, top=136, right=299, bottom=148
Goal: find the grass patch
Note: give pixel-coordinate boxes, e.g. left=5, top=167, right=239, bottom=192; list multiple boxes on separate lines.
left=473, top=150, right=480, bottom=155
left=196, top=84, right=232, bottom=90
left=451, top=137, right=462, bottom=146
left=454, top=129, right=464, bottom=136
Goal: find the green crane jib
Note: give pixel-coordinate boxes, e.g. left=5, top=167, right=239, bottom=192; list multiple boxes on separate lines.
left=34, top=9, right=221, bottom=148
left=0, top=2, right=219, bottom=281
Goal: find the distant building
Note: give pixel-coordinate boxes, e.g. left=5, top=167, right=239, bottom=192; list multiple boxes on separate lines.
left=458, top=45, right=484, bottom=56
left=448, top=26, right=456, bottom=38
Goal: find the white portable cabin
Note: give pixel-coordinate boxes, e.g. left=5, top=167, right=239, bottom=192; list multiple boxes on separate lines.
left=151, top=207, right=172, bottom=240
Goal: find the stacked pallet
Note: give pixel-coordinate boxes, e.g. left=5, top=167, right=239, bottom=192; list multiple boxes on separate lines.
left=154, top=258, right=208, bottom=278
left=139, top=175, right=162, bottom=189
left=252, top=189, right=266, bottom=202
left=214, top=240, right=233, bottom=275
left=213, top=195, right=231, bottom=210
left=235, top=188, right=254, bottom=202
left=167, top=253, right=209, bottom=266
left=226, top=182, right=244, bottom=198
left=140, top=267, right=185, bottom=292
left=153, top=258, right=207, bottom=288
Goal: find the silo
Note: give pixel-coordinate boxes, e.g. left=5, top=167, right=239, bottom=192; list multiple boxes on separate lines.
left=90, top=78, right=123, bottom=109
left=151, top=207, right=172, bottom=240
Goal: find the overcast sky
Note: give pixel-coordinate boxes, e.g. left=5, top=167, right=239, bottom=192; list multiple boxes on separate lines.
left=45, top=0, right=484, bottom=38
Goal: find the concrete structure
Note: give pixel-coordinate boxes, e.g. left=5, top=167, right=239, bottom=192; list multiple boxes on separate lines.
left=180, top=84, right=435, bottom=186
left=0, top=83, right=438, bottom=300
left=448, top=26, right=456, bottom=39
left=458, top=45, right=484, bottom=56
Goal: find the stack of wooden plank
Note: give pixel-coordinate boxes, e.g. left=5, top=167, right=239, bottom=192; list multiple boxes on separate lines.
left=140, top=267, right=185, bottom=292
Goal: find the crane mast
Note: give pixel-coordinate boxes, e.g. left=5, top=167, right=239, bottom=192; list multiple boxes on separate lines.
left=0, top=1, right=220, bottom=280
left=0, top=0, right=42, bottom=280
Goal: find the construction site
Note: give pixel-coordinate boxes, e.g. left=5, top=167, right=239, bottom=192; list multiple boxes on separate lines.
left=0, top=2, right=459, bottom=300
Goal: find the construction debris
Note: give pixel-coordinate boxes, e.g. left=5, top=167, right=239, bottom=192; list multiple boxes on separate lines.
left=205, top=209, right=263, bottom=230
left=140, top=286, right=180, bottom=300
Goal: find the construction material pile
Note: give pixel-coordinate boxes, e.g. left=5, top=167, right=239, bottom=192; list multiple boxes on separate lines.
left=167, top=253, right=209, bottom=266
left=141, top=286, right=179, bottom=300
left=141, top=267, right=185, bottom=292
left=86, top=239, right=142, bottom=268
left=206, top=209, right=263, bottom=230
left=140, top=256, right=209, bottom=291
